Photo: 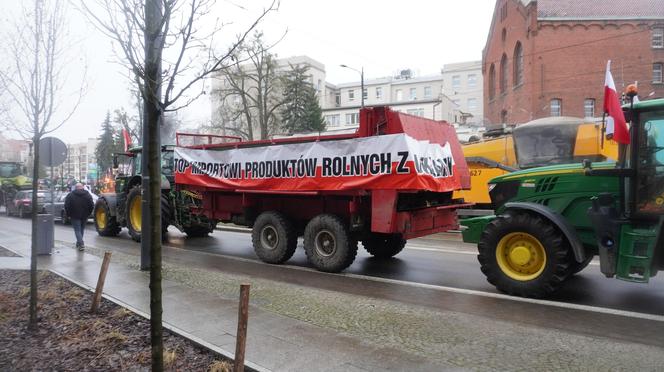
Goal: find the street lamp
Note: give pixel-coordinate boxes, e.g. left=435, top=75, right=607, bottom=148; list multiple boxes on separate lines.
left=340, top=64, right=364, bottom=108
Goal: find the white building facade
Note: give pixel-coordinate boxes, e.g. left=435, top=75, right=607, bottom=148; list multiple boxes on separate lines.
left=210, top=55, right=484, bottom=138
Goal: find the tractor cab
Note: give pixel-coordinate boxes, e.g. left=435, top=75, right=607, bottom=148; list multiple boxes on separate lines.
left=587, top=94, right=664, bottom=282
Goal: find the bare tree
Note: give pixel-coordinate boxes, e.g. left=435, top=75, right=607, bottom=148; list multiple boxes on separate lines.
left=213, top=32, right=285, bottom=140
left=80, top=0, right=277, bottom=369
left=0, top=0, right=85, bottom=330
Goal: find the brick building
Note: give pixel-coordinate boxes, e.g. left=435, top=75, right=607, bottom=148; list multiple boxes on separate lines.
left=483, top=0, right=664, bottom=126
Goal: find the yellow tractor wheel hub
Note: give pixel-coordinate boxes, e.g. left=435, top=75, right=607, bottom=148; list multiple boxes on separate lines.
left=130, top=196, right=142, bottom=232
left=96, top=208, right=107, bottom=229
left=496, top=232, right=546, bottom=281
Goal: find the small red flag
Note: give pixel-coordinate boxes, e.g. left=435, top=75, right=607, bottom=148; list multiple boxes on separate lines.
left=603, top=60, right=629, bottom=144
left=122, top=128, right=131, bottom=152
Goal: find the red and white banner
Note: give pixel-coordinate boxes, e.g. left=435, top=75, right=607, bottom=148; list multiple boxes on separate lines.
left=604, top=60, right=630, bottom=144
left=174, top=133, right=462, bottom=192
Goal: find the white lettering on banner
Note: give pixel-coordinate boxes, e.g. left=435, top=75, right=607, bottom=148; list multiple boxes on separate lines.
left=174, top=133, right=455, bottom=182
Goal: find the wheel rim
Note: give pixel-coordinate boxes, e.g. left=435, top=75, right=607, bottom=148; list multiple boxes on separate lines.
left=496, top=232, right=546, bottom=281
left=314, top=229, right=337, bottom=257
left=260, top=225, right=279, bottom=250
left=129, top=196, right=141, bottom=232
left=96, top=208, right=107, bottom=229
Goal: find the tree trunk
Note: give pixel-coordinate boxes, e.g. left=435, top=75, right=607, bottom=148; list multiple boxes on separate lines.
left=29, top=133, right=40, bottom=330
left=145, top=0, right=163, bottom=370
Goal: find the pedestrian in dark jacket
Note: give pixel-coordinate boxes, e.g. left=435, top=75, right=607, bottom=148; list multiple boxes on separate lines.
left=64, top=183, right=94, bottom=250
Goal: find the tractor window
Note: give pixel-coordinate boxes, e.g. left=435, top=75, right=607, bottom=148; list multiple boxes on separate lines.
left=0, top=163, right=21, bottom=178
left=636, top=110, right=664, bottom=214
left=133, top=153, right=141, bottom=175
left=161, top=151, right=174, bottom=175
left=513, top=125, right=580, bottom=168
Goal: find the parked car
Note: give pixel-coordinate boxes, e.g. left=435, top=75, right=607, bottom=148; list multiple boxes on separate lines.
left=6, top=190, right=51, bottom=218
left=45, top=189, right=98, bottom=223
left=45, top=191, right=69, bottom=224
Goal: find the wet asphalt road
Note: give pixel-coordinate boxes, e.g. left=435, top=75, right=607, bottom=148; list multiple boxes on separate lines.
left=2, top=213, right=663, bottom=317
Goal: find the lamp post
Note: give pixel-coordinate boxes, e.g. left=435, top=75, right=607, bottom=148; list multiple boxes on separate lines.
left=340, top=64, right=364, bottom=108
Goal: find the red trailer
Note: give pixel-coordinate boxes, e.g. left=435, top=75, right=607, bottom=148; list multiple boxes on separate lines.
left=174, top=106, right=470, bottom=272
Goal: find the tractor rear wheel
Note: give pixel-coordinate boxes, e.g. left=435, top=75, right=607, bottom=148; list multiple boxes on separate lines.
left=362, top=233, right=406, bottom=259
left=126, top=186, right=143, bottom=242
left=251, top=211, right=297, bottom=264
left=303, top=214, right=357, bottom=272
left=94, top=199, right=121, bottom=236
left=478, top=211, right=572, bottom=298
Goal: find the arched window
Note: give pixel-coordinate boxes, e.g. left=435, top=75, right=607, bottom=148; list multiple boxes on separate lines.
left=489, top=64, right=496, bottom=100
left=500, top=53, right=508, bottom=94
left=513, top=42, right=523, bottom=87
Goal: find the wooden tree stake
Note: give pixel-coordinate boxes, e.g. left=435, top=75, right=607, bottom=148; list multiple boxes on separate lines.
left=90, top=251, right=112, bottom=313
left=234, top=283, right=251, bottom=372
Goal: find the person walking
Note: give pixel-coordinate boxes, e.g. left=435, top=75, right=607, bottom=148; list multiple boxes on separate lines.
left=64, top=183, right=94, bottom=250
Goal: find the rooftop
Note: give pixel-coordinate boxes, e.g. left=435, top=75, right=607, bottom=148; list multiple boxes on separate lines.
left=534, top=0, right=664, bottom=20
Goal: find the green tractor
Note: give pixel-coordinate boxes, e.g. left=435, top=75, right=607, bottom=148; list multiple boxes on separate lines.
left=462, top=95, right=664, bottom=298
left=0, top=161, right=30, bottom=209
left=93, top=145, right=218, bottom=241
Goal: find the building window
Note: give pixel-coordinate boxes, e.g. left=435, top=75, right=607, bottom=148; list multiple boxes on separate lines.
left=584, top=99, right=595, bottom=118
left=653, top=27, right=664, bottom=49
left=467, top=74, right=477, bottom=89
left=501, top=28, right=507, bottom=42
left=500, top=54, right=508, bottom=94
left=500, top=5, right=507, bottom=22
left=654, top=63, right=663, bottom=83
left=348, top=90, right=355, bottom=101
left=467, top=98, right=478, bottom=111
left=452, top=75, right=461, bottom=89
left=423, top=86, right=432, bottom=98
left=409, top=88, right=417, bottom=100
left=407, top=108, right=424, bottom=117
left=325, top=114, right=340, bottom=127
left=513, top=42, right=523, bottom=87
left=396, top=89, right=403, bottom=101
left=375, top=87, right=383, bottom=100
left=550, top=99, right=562, bottom=117
left=335, top=92, right=341, bottom=106
left=345, top=113, right=359, bottom=125
left=489, top=64, right=496, bottom=100
left=501, top=110, right=507, bottom=124
left=363, top=88, right=368, bottom=101
left=317, top=79, right=322, bottom=93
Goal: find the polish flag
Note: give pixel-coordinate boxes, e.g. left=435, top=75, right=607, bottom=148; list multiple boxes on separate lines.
left=604, top=60, right=629, bottom=144
left=122, top=128, right=131, bottom=152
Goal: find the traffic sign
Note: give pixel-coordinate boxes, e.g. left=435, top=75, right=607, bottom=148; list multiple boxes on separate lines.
left=39, top=137, right=67, bottom=167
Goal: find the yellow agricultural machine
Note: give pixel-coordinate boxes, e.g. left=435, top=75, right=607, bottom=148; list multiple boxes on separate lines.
left=454, top=117, right=618, bottom=210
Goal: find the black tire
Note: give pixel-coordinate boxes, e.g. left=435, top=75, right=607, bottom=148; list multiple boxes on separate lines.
left=569, top=254, right=593, bottom=275
left=362, top=233, right=406, bottom=259
left=251, top=211, right=297, bottom=264
left=94, top=199, right=121, bottom=236
left=126, top=185, right=143, bottom=242
left=477, top=211, right=572, bottom=298
left=303, top=214, right=357, bottom=273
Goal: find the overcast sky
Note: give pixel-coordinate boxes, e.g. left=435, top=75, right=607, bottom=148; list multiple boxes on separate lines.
left=2, top=0, right=496, bottom=143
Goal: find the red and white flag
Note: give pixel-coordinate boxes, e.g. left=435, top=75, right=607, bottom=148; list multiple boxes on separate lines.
left=122, top=128, right=131, bottom=152
left=604, top=60, right=630, bottom=144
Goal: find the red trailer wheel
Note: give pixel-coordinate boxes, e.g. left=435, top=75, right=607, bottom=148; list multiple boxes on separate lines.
left=251, top=211, right=297, bottom=264
left=303, top=214, right=357, bottom=273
